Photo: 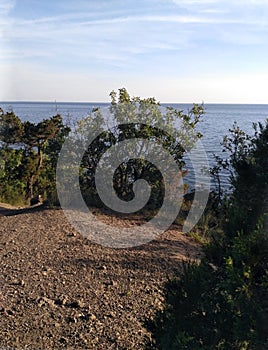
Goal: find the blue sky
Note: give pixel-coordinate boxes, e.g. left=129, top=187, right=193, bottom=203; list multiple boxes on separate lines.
left=1, top=0, right=268, bottom=102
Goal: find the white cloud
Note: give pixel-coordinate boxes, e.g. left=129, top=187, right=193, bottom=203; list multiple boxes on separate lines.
left=11, top=13, right=248, bottom=28
left=246, top=0, right=268, bottom=4
left=0, top=0, right=15, bottom=13
left=172, top=0, right=218, bottom=4
left=173, top=0, right=268, bottom=5
left=0, top=0, right=15, bottom=29
left=2, top=0, right=268, bottom=102
left=0, top=0, right=15, bottom=74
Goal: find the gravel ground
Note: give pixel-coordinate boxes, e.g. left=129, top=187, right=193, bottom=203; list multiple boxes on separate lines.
left=0, top=205, right=201, bottom=349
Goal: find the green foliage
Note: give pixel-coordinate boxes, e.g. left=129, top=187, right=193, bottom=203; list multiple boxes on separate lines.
left=1, top=89, right=203, bottom=208
left=77, top=88, right=204, bottom=210
left=0, top=148, right=26, bottom=204
left=153, top=222, right=267, bottom=350
left=151, top=120, right=268, bottom=350
left=0, top=108, right=24, bottom=146
left=0, top=109, right=70, bottom=205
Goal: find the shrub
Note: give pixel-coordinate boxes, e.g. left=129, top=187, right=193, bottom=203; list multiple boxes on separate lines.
left=150, top=120, right=268, bottom=350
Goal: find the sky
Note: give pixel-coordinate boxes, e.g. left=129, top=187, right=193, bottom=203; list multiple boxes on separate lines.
left=1, top=0, right=268, bottom=103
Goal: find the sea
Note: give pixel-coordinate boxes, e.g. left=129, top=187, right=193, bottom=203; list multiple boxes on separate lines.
left=1, top=101, right=268, bottom=191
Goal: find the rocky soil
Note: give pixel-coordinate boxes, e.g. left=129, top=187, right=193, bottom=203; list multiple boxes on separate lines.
left=0, top=204, right=201, bottom=349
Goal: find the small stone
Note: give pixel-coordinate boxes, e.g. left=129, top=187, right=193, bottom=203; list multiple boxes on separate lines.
left=38, top=297, right=55, bottom=308
left=78, top=300, right=85, bottom=308
left=97, top=265, right=107, bottom=271
left=90, top=314, right=97, bottom=321
left=67, top=232, right=77, bottom=237
left=5, top=309, right=15, bottom=316
left=66, top=316, right=77, bottom=323
left=59, top=337, right=67, bottom=344
left=55, top=295, right=68, bottom=306
left=11, top=279, right=20, bottom=285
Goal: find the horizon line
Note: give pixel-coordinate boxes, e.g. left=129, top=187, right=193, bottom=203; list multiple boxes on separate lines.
left=1, top=100, right=268, bottom=105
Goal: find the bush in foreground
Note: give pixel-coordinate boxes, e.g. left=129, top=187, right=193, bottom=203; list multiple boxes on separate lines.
left=150, top=120, right=268, bottom=349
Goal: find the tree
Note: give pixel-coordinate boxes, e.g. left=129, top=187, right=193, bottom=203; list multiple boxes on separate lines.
left=0, top=110, right=70, bottom=204
left=211, top=120, right=268, bottom=236
left=22, top=115, right=70, bottom=199
left=77, top=88, right=204, bottom=210
left=0, top=108, right=23, bottom=147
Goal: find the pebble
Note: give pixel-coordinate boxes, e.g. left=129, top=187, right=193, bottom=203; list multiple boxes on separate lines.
left=90, top=314, right=97, bottom=321
left=0, top=207, right=200, bottom=349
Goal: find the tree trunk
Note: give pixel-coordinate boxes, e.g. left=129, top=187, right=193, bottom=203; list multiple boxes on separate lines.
left=35, top=146, right=43, bottom=194
left=27, top=173, right=35, bottom=200
left=37, top=146, right=43, bottom=176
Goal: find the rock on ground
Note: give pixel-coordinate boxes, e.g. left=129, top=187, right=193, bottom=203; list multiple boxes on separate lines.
left=0, top=206, right=201, bottom=349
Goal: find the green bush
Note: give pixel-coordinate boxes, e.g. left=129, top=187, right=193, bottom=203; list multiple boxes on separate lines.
left=152, top=220, right=268, bottom=350
left=150, top=120, right=268, bottom=350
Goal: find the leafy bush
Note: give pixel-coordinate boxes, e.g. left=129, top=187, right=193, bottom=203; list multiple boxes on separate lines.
left=73, top=88, right=204, bottom=211
left=152, top=221, right=268, bottom=350
left=150, top=120, right=268, bottom=350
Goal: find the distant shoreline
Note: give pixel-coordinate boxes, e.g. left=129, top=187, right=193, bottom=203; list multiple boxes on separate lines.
left=1, top=101, right=268, bottom=106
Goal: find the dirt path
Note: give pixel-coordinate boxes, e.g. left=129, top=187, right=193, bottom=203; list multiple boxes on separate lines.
left=0, top=207, right=201, bottom=349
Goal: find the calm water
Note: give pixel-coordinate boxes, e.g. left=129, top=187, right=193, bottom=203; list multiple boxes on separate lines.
left=1, top=101, right=268, bottom=190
